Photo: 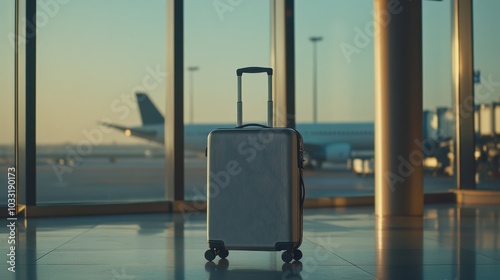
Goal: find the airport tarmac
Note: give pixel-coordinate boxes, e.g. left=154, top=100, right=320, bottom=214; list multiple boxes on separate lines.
left=0, top=156, right=498, bottom=205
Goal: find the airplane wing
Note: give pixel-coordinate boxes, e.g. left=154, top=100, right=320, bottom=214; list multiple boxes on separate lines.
left=100, top=122, right=158, bottom=139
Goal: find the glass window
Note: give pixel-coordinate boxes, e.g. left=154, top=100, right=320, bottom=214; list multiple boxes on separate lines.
left=473, top=0, right=500, bottom=190
left=184, top=0, right=271, bottom=200
left=0, top=1, right=16, bottom=207
left=36, top=0, right=167, bottom=204
left=422, top=0, right=456, bottom=192
left=293, top=0, right=458, bottom=198
left=295, top=0, right=375, bottom=198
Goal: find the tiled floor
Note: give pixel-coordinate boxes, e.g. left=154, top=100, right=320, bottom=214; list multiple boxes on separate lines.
left=1, top=204, right=500, bottom=279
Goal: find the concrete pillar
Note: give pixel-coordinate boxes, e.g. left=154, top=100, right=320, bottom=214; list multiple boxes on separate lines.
left=374, top=0, right=423, bottom=217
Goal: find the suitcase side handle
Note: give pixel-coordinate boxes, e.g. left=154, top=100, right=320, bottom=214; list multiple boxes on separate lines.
left=236, top=67, right=273, bottom=127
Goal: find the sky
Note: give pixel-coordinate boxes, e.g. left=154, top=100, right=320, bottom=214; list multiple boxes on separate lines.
left=1, top=0, right=500, bottom=145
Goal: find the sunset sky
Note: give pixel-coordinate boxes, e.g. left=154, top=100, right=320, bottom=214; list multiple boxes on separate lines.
left=1, top=0, right=499, bottom=145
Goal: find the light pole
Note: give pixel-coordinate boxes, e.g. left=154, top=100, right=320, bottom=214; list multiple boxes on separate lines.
left=310, top=36, right=322, bottom=123
left=187, top=66, right=199, bottom=124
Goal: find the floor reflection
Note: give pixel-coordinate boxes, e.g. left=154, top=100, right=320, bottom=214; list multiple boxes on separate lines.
left=453, top=207, right=477, bottom=280
left=14, top=218, right=37, bottom=280
left=167, top=214, right=185, bottom=280
left=2, top=205, right=499, bottom=279
left=375, top=217, right=424, bottom=279
left=205, top=259, right=303, bottom=280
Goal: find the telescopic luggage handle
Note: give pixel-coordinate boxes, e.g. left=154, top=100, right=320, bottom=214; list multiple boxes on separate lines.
left=236, top=67, right=273, bottom=127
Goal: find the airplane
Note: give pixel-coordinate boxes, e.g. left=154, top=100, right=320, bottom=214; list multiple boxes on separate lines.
left=101, top=93, right=375, bottom=168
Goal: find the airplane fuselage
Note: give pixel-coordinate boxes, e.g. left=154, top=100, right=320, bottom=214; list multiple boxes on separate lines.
left=105, top=93, right=374, bottom=165
left=133, top=122, right=374, bottom=160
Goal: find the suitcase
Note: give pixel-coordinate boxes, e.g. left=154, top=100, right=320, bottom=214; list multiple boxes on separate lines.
left=204, top=67, right=305, bottom=263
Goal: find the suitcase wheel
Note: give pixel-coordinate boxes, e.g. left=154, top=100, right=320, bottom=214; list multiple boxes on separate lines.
left=293, top=249, right=303, bottom=261
left=281, top=249, right=303, bottom=263
left=204, top=249, right=216, bottom=261
left=218, top=249, right=229, bottom=259
left=204, top=249, right=229, bottom=261
left=281, top=251, right=293, bottom=263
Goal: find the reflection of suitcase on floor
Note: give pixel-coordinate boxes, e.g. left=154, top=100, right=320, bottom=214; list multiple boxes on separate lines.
left=205, top=260, right=303, bottom=280
left=204, top=67, right=305, bottom=263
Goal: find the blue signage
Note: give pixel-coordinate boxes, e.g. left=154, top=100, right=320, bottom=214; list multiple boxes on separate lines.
left=474, top=70, right=480, bottom=84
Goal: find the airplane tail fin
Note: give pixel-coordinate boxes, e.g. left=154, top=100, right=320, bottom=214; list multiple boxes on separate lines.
left=136, top=92, right=164, bottom=125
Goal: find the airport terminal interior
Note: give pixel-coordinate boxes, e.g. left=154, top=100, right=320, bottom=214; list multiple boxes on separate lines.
left=1, top=205, right=499, bottom=279
left=1, top=0, right=500, bottom=279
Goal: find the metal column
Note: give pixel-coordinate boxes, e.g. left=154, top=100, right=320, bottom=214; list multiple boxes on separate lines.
left=166, top=0, right=184, bottom=203
left=452, top=0, right=475, bottom=189
left=271, top=0, right=295, bottom=128
left=374, top=0, right=423, bottom=217
left=16, top=0, right=37, bottom=210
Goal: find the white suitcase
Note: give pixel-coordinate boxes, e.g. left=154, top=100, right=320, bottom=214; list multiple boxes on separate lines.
left=204, top=67, right=305, bottom=263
